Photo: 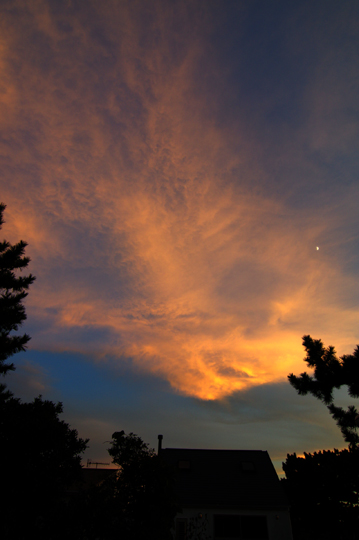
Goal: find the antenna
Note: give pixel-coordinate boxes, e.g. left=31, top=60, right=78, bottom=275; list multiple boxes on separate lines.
left=87, top=459, right=110, bottom=469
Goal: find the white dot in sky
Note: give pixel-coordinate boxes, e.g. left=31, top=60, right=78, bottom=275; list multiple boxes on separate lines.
left=316, top=246, right=319, bottom=250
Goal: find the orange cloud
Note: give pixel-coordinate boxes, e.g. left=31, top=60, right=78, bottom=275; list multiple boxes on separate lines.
left=1, top=1, right=358, bottom=400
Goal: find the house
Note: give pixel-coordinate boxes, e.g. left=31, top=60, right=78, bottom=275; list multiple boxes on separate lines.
left=160, top=443, right=293, bottom=540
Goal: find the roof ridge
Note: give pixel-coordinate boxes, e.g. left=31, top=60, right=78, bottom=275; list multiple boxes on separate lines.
left=163, top=448, right=267, bottom=452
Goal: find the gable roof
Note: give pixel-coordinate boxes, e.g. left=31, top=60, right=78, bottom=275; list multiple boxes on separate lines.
left=161, top=448, right=288, bottom=510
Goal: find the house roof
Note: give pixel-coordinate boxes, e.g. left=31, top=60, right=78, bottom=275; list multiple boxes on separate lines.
left=161, top=448, right=288, bottom=510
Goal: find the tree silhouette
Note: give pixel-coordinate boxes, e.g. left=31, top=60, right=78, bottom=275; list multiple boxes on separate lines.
left=288, top=335, right=359, bottom=448
left=0, top=395, right=88, bottom=539
left=105, top=431, right=177, bottom=540
left=0, top=203, right=89, bottom=539
left=282, top=447, right=359, bottom=540
left=0, top=203, right=35, bottom=375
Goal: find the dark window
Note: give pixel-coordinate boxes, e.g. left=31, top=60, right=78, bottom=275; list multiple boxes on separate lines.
left=176, top=518, right=187, bottom=540
left=215, top=515, right=241, bottom=538
left=214, top=515, right=268, bottom=540
left=241, top=516, right=268, bottom=540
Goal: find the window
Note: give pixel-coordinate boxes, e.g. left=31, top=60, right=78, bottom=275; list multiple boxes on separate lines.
left=214, top=515, right=241, bottom=538
left=175, top=518, right=188, bottom=540
left=241, top=516, right=268, bottom=540
left=214, top=515, right=268, bottom=540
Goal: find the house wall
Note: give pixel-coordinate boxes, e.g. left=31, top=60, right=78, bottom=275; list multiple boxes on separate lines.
left=173, top=507, right=293, bottom=540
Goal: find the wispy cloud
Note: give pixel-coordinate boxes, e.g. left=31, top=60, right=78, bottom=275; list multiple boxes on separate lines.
left=1, top=1, right=358, bottom=401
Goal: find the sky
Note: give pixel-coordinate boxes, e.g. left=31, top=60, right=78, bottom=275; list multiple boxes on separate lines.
left=1, top=0, right=359, bottom=474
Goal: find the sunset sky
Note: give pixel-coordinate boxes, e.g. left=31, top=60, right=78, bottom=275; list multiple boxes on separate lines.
left=1, top=0, right=359, bottom=473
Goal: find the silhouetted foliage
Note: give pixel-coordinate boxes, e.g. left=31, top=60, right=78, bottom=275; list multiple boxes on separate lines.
left=0, top=393, right=88, bottom=539
left=110, top=431, right=177, bottom=539
left=282, top=448, right=359, bottom=540
left=80, top=430, right=177, bottom=540
left=108, top=429, right=156, bottom=464
left=0, top=202, right=35, bottom=375
left=0, top=204, right=89, bottom=538
left=288, top=335, right=359, bottom=448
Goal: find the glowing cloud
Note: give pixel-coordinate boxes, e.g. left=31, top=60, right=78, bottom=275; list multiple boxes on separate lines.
left=1, top=1, right=358, bottom=400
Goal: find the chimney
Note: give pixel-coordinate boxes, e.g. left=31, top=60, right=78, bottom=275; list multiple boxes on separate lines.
left=158, top=434, right=163, bottom=455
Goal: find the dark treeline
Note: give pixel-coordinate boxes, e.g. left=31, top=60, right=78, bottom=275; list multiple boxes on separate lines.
left=282, top=335, right=359, bottom=540
left=0, top=202, right=86, bottom=538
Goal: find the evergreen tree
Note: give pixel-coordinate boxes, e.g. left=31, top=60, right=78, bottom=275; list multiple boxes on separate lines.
left=288, top=335, right=359, bottom=448
left=0, top=203, right=89, bottom=539
left=0, top=203, right=35, bottom=375
left=282, top=448, right=359, bottom=540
